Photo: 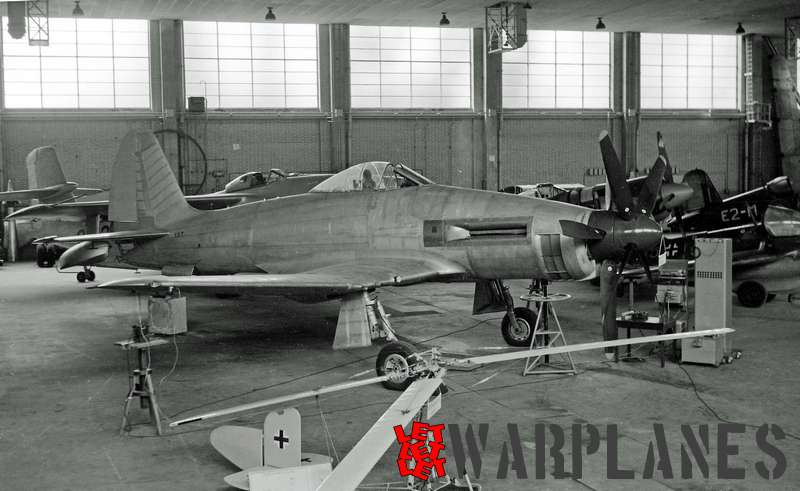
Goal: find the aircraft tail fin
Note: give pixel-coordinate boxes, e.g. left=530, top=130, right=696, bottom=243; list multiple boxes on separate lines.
left=26, top=146, right=67, bottom=189
left=110, top=131, right=199, bottom=229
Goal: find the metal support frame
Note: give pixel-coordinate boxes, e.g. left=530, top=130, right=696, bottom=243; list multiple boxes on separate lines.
left=785, top=16, right=800, bottom=60
left=521, top=281, right=577, bottom=376
left=26, top=0, right=49, bottom=47
left=485, top=2, right=528, bottom=54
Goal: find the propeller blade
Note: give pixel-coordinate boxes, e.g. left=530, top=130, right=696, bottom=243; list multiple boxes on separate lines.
left=636, top=156, right=667, bottom=215
left=657, top=131, right=673, bottom=184
left=599, top=259, right=621, bottom=357
left=638, top=249, right=654, bottom=283
left=618, top=245, right=635, bottom=275
left=559, top=219, right=606, bottom=240
left=598, top=130, right=634, bottom=220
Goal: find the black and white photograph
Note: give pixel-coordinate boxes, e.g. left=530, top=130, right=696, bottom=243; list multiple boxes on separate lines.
left=0, top=1, right=799, bottom=489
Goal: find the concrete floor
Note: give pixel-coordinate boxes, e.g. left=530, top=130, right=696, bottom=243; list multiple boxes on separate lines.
left=1, top=261, right=799, bottom=490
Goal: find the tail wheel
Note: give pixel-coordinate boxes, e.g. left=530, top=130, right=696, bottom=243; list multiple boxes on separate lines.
left=76, top=271, right=87, bottom=283
left=501, top=307, right=538, bottom=347
left=376, top=341, right=417, bottom=391
left=736, top=281, right=767, bottom=308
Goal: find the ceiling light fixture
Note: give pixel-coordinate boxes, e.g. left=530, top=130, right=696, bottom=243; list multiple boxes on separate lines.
left=72, top=1, right=84, bottom=16
left=439, top=12, right=450, bottom=26
left=265, top=7, right=276, bottom=21
left=596, top=17, right=605, bottom=30
left=736, top=22, right=745, bottom=34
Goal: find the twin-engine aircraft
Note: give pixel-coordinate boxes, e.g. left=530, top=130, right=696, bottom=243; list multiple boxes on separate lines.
left=38, top=130, right=668, bottom=349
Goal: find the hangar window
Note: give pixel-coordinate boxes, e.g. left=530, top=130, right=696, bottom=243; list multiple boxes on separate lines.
left=349, top=26, right=472, bottom=109
left=640, top=33, right=740, bottom=110
left=183, top=21, right=318, bottom=110
left=2, top=18, right=150, bottom=109
left=502, top=30, right=611, bottom=109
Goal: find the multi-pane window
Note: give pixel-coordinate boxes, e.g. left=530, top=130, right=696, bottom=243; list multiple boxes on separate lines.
left=641, top=33, right=739, bottom=110
left=350, top=26, right=472, bottom=109
left=3, top=18, right=150, bottom=109
left=183, top=22, right=318, bottom=109
left=503, top=31, right=611, bottom=109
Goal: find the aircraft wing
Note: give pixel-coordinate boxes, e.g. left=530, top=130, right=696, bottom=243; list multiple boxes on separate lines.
left=75, top=187, right=104, bottom=196
left=34, top=230, right=169, bottom=244
left=96, top=257, right=467, bottom=297
left=317, top=374, right=445, bottom=491
left=0, top=188, right=62, bottom=201
left=5, top=200, right=109, bottom=220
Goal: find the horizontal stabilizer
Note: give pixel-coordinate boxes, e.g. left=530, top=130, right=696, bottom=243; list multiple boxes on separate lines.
left=34, top=230, right=168, bottom=244
left=559, top=220, right=605, bottom=240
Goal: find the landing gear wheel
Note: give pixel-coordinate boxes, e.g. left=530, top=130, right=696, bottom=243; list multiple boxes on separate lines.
left=36, top=245, right=49, bottom=268
left=737, top=281, right=767, bottom=308
left=86, top=270, right=96, bottom=282
left=45, top=245, right=58, bottom=268
left=376, top=341, right=417, bottom=391
left=501, top=307, right=537, bottom=347
left=76, top=271, right=87, bottom=283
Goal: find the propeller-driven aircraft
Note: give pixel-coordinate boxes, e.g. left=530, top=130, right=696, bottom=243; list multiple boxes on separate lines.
left=38, top=130, right=668, bottom=349
left=0, top=146, right=104, bottom=205
left=663, top=166, right=800, bottom=307
left=5, top=147, right=330, bottom=270
left=167, top=328, right=734, bottom=490
left=502, top=132, right=694, bottom=221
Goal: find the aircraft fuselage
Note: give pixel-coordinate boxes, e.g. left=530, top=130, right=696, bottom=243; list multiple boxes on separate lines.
left=119, top=185, right=599, bottom=282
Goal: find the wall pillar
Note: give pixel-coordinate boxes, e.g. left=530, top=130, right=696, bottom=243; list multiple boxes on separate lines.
left=154, top=19, right=185, bottom=187
left=484, top=30, right=502, bottom=190
left=325, top=23, right=350, bottom=172
left=622, top=31, right=640, bottom=175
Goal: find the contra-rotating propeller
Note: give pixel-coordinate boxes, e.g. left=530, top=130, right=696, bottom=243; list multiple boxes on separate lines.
left=559, top=131, right=667, bottom=356
left=559, top=130, right=666, bottom=280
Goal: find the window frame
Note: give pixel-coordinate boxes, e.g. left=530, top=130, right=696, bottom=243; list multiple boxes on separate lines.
left=182, top=21, right=321, bottom=112
left=349, top=25, right=474, bottom=112
left=1, top=17, right=152, bottom=112
left=639, top=32, right=742, bottom=113
left=501, top=30, right=613, bottom=112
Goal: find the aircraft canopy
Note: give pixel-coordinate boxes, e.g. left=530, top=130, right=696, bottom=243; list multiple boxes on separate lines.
left=310, top=162, right=431, bottom=193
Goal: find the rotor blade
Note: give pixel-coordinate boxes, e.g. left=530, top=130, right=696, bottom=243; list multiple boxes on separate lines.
left=170, top=374, right=391, bottom=427
left=637, top=156, right=667, bottom=215
left=317, top=374, right=445, bottom=491
left=559, top=219, right=606, bottom=240
left=598, top=130, right=633, bottom=220
left=460, top=328, right=734, bottom=366
left=657, top=131, right=673, bottom=184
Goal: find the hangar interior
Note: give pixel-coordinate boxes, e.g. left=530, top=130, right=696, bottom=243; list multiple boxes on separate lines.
left=1, top=1, right=800, bottom=490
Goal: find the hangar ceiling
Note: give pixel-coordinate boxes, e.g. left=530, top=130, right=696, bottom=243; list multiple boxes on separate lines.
left=21, top=0, right=800, bottom=36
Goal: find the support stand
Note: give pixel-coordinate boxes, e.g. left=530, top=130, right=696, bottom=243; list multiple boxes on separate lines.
left=117, top=325, right=168, bottom=436
left=521, top=281, right=576, bottom=376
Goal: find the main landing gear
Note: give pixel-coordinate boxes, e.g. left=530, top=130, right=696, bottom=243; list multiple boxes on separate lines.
left=497, top=279, right=540, bottom=347
left=35, top=244, right=58, bottom=268
left=76, top=267, right=96, bottom=283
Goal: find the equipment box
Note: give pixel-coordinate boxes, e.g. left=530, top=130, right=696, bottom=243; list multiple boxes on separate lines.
left=148, top=296, right=187, bottom=335
left=681, top=333, right=727, bottom=366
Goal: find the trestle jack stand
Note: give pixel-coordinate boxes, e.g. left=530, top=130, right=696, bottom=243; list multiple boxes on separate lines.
left=521, top=280, right=577, bottom=376
left=117, top=325, right=168, bottom=436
